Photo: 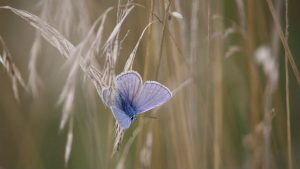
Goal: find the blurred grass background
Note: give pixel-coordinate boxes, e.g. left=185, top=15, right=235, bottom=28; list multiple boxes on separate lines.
left=0, top=0, right=300, bottom=169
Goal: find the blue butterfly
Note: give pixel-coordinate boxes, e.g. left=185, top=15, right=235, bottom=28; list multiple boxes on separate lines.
left=102, top=71, right=172, bottom=129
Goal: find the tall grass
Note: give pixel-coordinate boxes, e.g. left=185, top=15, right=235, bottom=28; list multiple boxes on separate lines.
left=0, top=0, right=299, bottom=169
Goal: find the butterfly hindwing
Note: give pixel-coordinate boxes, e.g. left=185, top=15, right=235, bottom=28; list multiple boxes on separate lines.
left=116, top=71, right=142, bottom=103
left=134, top=81, right=172, bottom=114
left=111, top=106, right=131, bottom=129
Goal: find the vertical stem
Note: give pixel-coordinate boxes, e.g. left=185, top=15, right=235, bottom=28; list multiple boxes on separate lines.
left=245, top=1, right=262, bottom=167
left=212, top=1, right=223, bottom=169
left=246, top=0, right=260, bottom=131
left=202, top=0, right=210, bottom=168
left=285, top=0, right=293, bottom=168
left=143, top=0, right=154, bottom=79
left=155, top=0, right=173, bottom=80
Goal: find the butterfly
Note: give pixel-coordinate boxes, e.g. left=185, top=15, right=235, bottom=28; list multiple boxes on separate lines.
left=102, top=71, right=172, bottom=129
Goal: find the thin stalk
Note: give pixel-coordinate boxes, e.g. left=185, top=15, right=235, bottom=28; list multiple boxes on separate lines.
left=212, top=2, right=223, bottom=169
left=266, top=0, right=300, bottom=86
left=202, top=1, right=211, bottom=168
left=285, top=0, right=293, bottom=168
left=155, top=0, right=173, bottom=80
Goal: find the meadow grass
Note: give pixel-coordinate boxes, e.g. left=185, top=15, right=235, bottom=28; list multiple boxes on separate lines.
left=0, top=0, right=299, bottom=169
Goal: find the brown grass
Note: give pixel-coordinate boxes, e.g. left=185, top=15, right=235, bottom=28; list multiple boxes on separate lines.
left=0, top=0, right=299, bottom=169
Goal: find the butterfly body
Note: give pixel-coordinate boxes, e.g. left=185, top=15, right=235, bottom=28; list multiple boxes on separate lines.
left=116, top=92, right=137, bottom=121
left=102, top=71, right=172, bottom=129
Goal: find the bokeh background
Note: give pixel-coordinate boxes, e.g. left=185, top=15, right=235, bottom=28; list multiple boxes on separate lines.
left=0, top=0, right=299, bottom=169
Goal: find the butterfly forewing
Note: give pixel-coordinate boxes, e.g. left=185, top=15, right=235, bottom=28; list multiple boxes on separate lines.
left=134, top=81, right=172, bottom=114
left=116, top=71, right=142, bottom=103
left=111, top=106, right=131, bottom=129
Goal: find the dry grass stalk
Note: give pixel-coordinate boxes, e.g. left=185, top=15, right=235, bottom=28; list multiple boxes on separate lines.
left=103, top=0, right=130, bottom=152
left=204, top=2, right=212, bottom=168
left=155, top=0, right=173, bottom=79
left=28, top=32, right=44, bottom=98
left=58, top=6, right=113, bottom=131
left=27, top=0, right=49, bottom=97
left=116, top=128, right=140, bottom=169
left=190, top=0, right=199, bottom=64
left=124, top=22, right=153, bottom=72
left=103, top=5, right=134, bottom=52
left=0, top=35, right=27, bottom=101
left=0, top=4, right=114, bottom=126
left=113, top=125, right=125, bottom=154
left=52, top=0, right=91, bottom=38
left=1, top=0, right=298, bottom=168
left=139, top=131, right=153, bottom=169
left=0, top=3, right=136, bottom=162
left=64, top=117, right=74, bottom=167
left=170, top=78, right=193, bottom=96
left=285, top=0, right=293, bottom=168
left=57, top=48, right=81, bottom=130
left=0, top=6, right=74, bottom=58
left=209, top=2, right=225, bottom=169
left=235, top=0, right=246, bottom=33
left=244, top=2, right=262, bottom=167
left=255, top=45, right=278, bottom=169
left=265, top=0, right=300, bottom=86
left=27, top=0, right=91, bottom=97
